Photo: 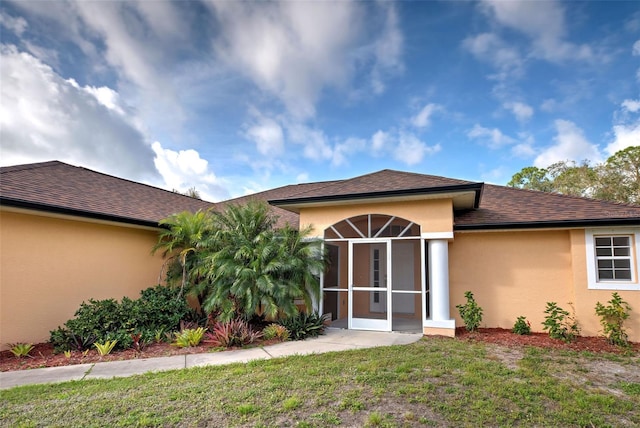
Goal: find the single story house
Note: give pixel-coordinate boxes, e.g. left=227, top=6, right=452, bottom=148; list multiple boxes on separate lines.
left=1, top=161, right=639, bottom=348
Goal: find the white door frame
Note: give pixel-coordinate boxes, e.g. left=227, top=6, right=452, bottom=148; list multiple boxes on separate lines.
left=349, top=239, right=392, bottom=331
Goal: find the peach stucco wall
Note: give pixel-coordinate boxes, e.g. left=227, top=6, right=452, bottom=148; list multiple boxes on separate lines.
left=300, top=199, right=453, bottom=238
left=449, top=229, right=639, bottom=342
left=0, top=209, right=164, bottom=349
left=568, top=230, right=639, bottom=343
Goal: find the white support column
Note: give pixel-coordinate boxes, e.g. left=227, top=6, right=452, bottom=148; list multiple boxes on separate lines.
left=424, top=239, right=455, bottom=336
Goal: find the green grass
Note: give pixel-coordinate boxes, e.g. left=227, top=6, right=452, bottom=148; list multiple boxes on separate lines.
left=1, top=338, right=638, bottom=427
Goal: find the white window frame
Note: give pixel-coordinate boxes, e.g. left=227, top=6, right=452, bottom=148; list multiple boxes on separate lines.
left=585, top=228, right=640, bottom=291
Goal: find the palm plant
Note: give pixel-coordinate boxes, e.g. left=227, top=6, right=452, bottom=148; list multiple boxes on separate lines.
left=152, top=209, right=216, bottom=299
left=196, top=202, right=325, bottom=321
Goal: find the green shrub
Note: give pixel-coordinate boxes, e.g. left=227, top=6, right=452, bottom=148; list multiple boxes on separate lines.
left=595, top=292, right=631, bottom=347
left=278, top=312, right=326, bottom=341
left=263, top=323, right=290, bottom=341
left=9, top=343, right=34, bottom=358
left=512, top=316, right=531, bottom=335
left=456, top=291, right=483, bottom=332
left=49, top=285, right=191, bottom=352
left=173, top=327, right=206, bottom=348
left=94, top=340, right=118, bottom=356
left=204, top=319, right=263, bottom=348
left=542, top=302, right=580, bottom=343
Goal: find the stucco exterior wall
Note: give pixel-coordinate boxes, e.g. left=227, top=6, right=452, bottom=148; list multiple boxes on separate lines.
left=0, top=210, right=164, bottom=349
left=449, top=229, right=640, bottom=342
left=300, top=199, right=453, bottom=237
left=449, top=230, right=575, bottom=334
left=568, top=229, right=639, bottom=343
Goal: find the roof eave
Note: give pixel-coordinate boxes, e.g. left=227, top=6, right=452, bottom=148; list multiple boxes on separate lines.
left=1, top=197, right=160, bottom=229
left=269, top=183, right=484, bottom=213
left=454, top=217, right=640, bottom=231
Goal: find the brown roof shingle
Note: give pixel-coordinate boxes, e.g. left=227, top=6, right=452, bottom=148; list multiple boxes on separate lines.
left=454, top=184, right=640, bottom=229
left=271, top=169, right=478, bottom=202
left=3, top=162, right=639, bottom=230
left=215, top=180, right=341, bottom=228
left=0, top=161, right=214, bottom=226
left=264, top=169, right=640, bottom=229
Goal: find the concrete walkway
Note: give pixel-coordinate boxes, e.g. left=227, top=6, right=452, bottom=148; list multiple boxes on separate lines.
left=0, top=329, right=422, bottom=390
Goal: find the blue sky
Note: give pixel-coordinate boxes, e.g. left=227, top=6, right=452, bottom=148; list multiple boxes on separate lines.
left=1, top=1, right=639, bottom=202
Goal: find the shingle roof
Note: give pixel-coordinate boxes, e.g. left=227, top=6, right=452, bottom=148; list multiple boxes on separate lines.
left=2, top=162, right=639, bottom=230
left=0, top=161, right=214, bottom=226
left=215, top=180, right=341, bottom=228
left=270, top=169, right=479, bottom=202
left=266, top=169, right=640, bottom=229
left=454, top=184, right=640, bottom=229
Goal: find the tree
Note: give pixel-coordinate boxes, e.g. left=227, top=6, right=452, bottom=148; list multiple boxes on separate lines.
left=153, top=202, right=325, bottom=322
left=196, top=202, right=324, bottom=321
left=152, top=209, right=216, bottom=301
left=546, top=160, right=598, bottom=198
left=506, top=166, right=553, bottom=192
left=507, top=146, right=640, bottom=204
left=594, top=146, right=640, bottom=204
left=171, top=187, right=202, bottom=199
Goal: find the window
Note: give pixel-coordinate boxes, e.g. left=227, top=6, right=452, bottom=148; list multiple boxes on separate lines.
left=594, top=236, right=632, bottom=281
left=586, top=229, right=639, bottom=291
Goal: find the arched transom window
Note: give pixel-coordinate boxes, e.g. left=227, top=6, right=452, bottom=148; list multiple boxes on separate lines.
left=324, top=214, right=420, bottom=239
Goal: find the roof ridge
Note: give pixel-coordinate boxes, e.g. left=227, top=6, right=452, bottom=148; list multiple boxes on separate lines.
left=485, top=182, right=640, bottom=209
left=375, top=168, right=479, bottom=184
left=219, top=179, right=345, bottom=205
left=1, top=160, right=217, bottom=204
left=0, top=160, right=65, bottom=173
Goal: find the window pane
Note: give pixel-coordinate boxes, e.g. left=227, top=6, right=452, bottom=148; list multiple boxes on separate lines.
left=614, top=247, right=630, bottom=257
left=614, top=259, right=631, bottom=269
left=616, top=270, right=632, bottom=280
left=598, top=260, right=612, bottom=269
left=596, top=248, right=612, bottom=256
left=598, top=270, right=614, bottom=280
left=613, top=236, right=630, bottom=247
left=595, top=237, right=611, bottom=246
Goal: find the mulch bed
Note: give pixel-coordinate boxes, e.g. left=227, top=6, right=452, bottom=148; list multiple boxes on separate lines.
left=455, top=327, right=640, bottom=354
left=2, top=329, right=637, bottom=372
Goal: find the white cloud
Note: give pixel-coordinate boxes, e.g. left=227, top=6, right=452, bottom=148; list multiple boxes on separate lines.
left=540, top=98, right=558, bottom=113
left=369, top=2, right=404, bottom=94
left=606, top=123, right=640, bottom=156
left=0, top=10, right=27, bottom=36
left=0, top=44, right=159, bottom=182
left=512, top=132, right=536, bottom=157
left=606, top=100, right=640, bottom=156
left=244, top=110, right=285, bottom=156
left=621, top=99, right=640, bottom=113
left=7, top=0, right=200, bottom=132
left=479, top=0, right=594, bottom=63
left=534, top=119, right=602, bottom=167
left=151, top=142, right=228, bottom=202
left=633, top=40, right=640, bottom=56
left=371, top=130, right=391, bottom=153
left=209, top=1, right=402, bottom=118
left=1, top=44, right=229, bottom=200
left=369, top=129, right=439, bottom=166
left=467, top=124, right=515, bottom=148
left=286, top=123, right=333, bottom=161
left=512, top=143, right=536, bottom=158
left=332, top=137, right=367, bottom=167
left=411, top=103, right=441, bottom=128
left=503, top=101, right=533, bottom=122
left=395, top=133, right=440, bottom=166
left=462, top=32, right=522, bottom=78
left=74, top=82, right=127, bottom=116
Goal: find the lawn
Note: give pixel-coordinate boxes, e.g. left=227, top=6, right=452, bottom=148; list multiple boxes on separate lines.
left=1, top=337, right=638, bottom=427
